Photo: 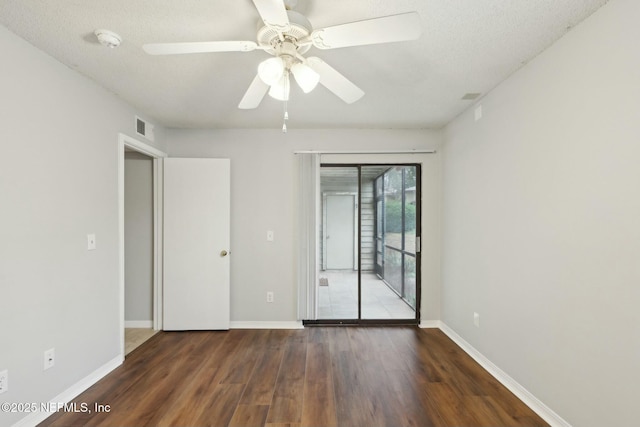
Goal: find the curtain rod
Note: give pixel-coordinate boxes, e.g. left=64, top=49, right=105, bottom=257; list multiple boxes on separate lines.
left=293, top=149, right=436, bottom=154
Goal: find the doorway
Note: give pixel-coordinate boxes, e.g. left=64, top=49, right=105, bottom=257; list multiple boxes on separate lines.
left=314, top=164, right=421, bottom=324
left=118, top=133, right=166, bottom=359
left=124, top=150, right=156, bottom=355
left=323, top=193, right=357, bottom=270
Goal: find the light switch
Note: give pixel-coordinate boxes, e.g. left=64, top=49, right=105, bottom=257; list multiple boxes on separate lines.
left=87, top=234, right=96, bottom=250
left=267, top=230, right=274, bottom=241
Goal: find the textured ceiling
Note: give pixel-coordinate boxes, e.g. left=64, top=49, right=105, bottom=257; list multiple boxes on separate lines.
left=0, top=0, right=608, bottom=130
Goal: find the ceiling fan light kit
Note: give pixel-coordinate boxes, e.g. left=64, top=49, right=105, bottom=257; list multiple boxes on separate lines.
left=291, top=62, right=319, bottom=93
left=258, top=53, right=319, bottom=98
left=268, top=73, right=291, bottom=101
left=142, top=0, right=422, bottom=124
left=258, top=57, right=285, bottom=85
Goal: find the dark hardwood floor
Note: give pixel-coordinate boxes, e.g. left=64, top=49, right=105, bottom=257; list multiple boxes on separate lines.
left=39, top=327, right=548, bottom=427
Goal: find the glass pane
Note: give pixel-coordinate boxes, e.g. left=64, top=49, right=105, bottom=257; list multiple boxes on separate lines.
left=317, top=166, right=359, bottom=319
left=384, top=246, right=403, bottom=295
left=384, top=167, right=404, bottom=250
left=361, top=165, right=417, bottom=320
left=404, top=255, right=417, bottom=310
left=404, top=166, right=417, bottom=255
left=361, top=168, right=382, bottom=318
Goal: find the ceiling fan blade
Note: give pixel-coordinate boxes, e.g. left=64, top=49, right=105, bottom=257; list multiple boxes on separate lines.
left=310, top=12, right=421, bottom=49
left=143, top=41, right=257, bottom=55
left=252, top=0, right=290, bottom=32
left=238, top=74, right=270, bottom=109
left=306, top=57, right=364, bottom=104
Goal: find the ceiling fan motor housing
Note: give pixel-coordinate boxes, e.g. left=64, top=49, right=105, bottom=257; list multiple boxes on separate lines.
left=257, top=10, right=312, bottom=55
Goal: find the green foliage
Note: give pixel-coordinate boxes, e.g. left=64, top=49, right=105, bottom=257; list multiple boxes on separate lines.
left=385, top=200, right=416, bottom=232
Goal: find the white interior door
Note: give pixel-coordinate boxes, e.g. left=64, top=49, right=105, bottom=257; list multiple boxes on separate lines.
left=163, top=158, right=230, bottom=330
left=325, top=195, right=356, bottom=269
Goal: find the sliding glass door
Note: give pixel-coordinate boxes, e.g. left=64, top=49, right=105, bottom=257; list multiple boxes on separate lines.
left=318, top=166, right=359, bottom=320
left=370, top=166, right=418, bottom=315
left=314, top=164, right=420, bottom=324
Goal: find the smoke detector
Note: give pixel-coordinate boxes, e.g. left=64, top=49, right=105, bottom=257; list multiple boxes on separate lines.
left=95, top=29, right=122, bottom=48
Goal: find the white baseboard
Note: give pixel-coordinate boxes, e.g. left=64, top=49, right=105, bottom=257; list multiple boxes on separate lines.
left=230, top=321, right=304, bottom=329
left=124, top=320, right=153, bottom=328
left=438, top=323, right=571, bottom=427
left=419, top=319, right=442, bottom=328
left=12, top=355, right=122, bottom=427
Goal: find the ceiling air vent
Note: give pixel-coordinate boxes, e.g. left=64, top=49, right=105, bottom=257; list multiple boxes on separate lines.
left=462, top=93, right=481, bottom=100
left=135, top=116, right=154, bottom=141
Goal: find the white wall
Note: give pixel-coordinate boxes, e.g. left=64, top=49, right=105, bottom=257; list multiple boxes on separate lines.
left=0, top=25, right=165, bottom=426
left=124, top=152, right=153, bottom=324
left=10, top=0, right=636, bottom=423
left=442, top=0, right=640, bottom=426
left=166, top=129, right=443, bottom=324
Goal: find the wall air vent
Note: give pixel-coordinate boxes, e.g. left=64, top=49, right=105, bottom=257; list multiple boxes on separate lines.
left=135, top=116, right=155, bottom=141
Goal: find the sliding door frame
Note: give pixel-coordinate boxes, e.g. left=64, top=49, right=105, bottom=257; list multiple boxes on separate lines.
left=305, top=162, right=421, bottom=326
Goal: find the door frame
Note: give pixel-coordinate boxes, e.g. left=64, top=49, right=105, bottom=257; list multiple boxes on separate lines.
left=117, top=133, right=167, bottom=360
left=373, top=172, right=387, bottom=278
left=322, top=191, right=358, bottom=271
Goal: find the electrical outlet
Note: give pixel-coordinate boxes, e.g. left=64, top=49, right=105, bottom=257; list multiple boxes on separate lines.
left=473, top=312, right=480, bottom=328
left=44, top=348, right=55, bottom=370
left=0, top=370, right=8, bottom=394
left=266, top=291, right=274, bottom=303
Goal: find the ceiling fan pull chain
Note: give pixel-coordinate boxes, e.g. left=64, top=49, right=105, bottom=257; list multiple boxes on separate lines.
left=282, top=101, right=288, bottom=133
left=282, top=105, right=288, bottom=133
left=282, top=81, right=289, bottom=133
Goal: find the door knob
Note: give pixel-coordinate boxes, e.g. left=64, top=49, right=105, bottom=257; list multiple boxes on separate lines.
left=220, top=250, right=228, bottom=257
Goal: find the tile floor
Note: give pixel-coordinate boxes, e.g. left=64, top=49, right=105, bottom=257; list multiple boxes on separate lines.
left=125, top=328, right=158, bottom=355
left=317, top=270, right=416, bottom=320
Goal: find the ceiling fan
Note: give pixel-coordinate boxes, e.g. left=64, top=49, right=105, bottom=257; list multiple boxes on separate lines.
left=143, top=0, right=422, bottom=109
